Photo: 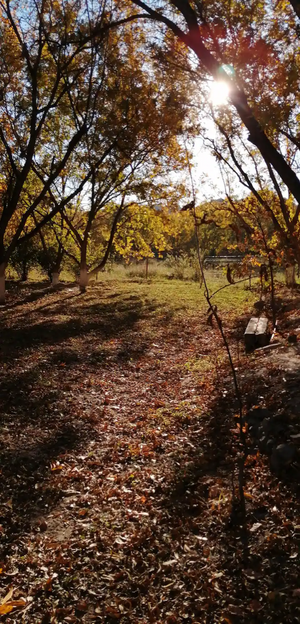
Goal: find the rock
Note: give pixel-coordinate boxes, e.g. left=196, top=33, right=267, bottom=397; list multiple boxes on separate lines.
left=247, top=407, right=271, bottom=422
left=258, top=435, right=268, bottom=452
left=245, top=408, right=270, bottom=438
left=271, top=418, right=288, bottom=435
left=290, top=433, right=300, bottom=441
left=270, top=443, right=297, bottom=472
left=248, top=423, right=260, bottom=437
left=262, top=417, right=272, bottom=434
left=266, top=439, right=275, bottom=455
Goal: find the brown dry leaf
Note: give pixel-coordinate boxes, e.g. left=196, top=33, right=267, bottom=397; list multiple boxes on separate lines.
left=76, top=600, right=88, bottom=613
left=248, top=599, right=263, bottom=612
left=45, top=577, right=53, bottom=591
left=105, top=605, right=121, bottom=618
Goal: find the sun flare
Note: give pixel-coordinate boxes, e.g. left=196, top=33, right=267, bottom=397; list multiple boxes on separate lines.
left=210, top=80, right=230, bottom=105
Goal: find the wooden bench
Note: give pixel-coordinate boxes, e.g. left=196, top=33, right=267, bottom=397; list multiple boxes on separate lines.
left=244, top=317, right=270, bottom=352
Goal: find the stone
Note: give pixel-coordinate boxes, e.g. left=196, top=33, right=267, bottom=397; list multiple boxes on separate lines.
left=247, top=407, right=271, bottom=422
left=246, top=408, right=271, bottom=438
left=258, top=435, right=268, bottom=452
left=290, top=433, right=300, bottom=441
left=266, top=439, right=275, bottom=455
left=248, top=423, right=260, bottom=437
left=262, top=417, right=272, bottom=434
left=271, top=443, right=297, bottom=472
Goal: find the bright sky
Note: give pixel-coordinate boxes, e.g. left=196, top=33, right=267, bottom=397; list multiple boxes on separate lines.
left=189, top=79, right=231, bottom=201
left=193, top=138, right=225, bottom=201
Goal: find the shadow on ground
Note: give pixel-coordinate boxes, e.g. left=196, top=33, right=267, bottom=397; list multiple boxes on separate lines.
left=0, top=282, right=299, bottom=623
left=0, top=283, right=160, bottom=549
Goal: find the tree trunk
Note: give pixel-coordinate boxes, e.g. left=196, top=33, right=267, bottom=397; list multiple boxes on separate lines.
left=79, top=265, right=88, bottom=292
left=285, top=263, right=296, bottom=287
left=79, top=240, right=89, bottom=293
left=52, top=272, right=59, bottom=287
left=21, top=260, right=28, bottom=282
left=0, top=262, right=6, bottom=305
left=51, top=245, right=64, bottom=288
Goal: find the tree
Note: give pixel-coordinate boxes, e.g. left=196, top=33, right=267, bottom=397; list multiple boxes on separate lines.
left=55, top=19, right=194, bottom=291
left=0, top=0, right=140, bottom=302
left=200, top=112, right=300, bottom=282
left=127, top=0, right=300, bottom=240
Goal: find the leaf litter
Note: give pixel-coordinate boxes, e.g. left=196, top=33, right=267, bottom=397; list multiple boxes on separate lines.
left=0, top=280, right=299, bottom=623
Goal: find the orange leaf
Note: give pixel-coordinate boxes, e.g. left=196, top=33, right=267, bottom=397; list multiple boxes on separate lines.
left=8, top=600, right=26, bottom=607
left=0, top=605, right=14, bottom=614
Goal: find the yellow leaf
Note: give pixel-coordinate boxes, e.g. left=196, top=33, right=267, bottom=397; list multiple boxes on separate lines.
left=0, top=605, right=14, bottom=614
left=51, top=463, right=63, bottom=471
left=1, top=587, right=13, bottom=604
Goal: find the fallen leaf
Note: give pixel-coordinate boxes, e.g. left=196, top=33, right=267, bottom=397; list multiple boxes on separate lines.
left=248, top=599, right=262, bottom=612
left=76, top=600, right=88, bottom=612
left=250, top=522, right=262, bottom=532
left=51, top=462, right=63, bottom=472
left=0, top=605, right=14, bottom=614
left=1, top=587, right=13, bottom=605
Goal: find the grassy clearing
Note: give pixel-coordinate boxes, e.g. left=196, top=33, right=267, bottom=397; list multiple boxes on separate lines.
left=15, top=264, right=260, bottom=320
left=95, top=268, right=258, bottom=316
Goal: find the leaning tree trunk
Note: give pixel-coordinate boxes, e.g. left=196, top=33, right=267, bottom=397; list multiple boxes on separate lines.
left=0, top=262, right=6, bottom=305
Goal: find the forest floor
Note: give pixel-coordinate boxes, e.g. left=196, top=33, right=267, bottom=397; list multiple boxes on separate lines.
left=0, top=276, right=299, bottom=624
